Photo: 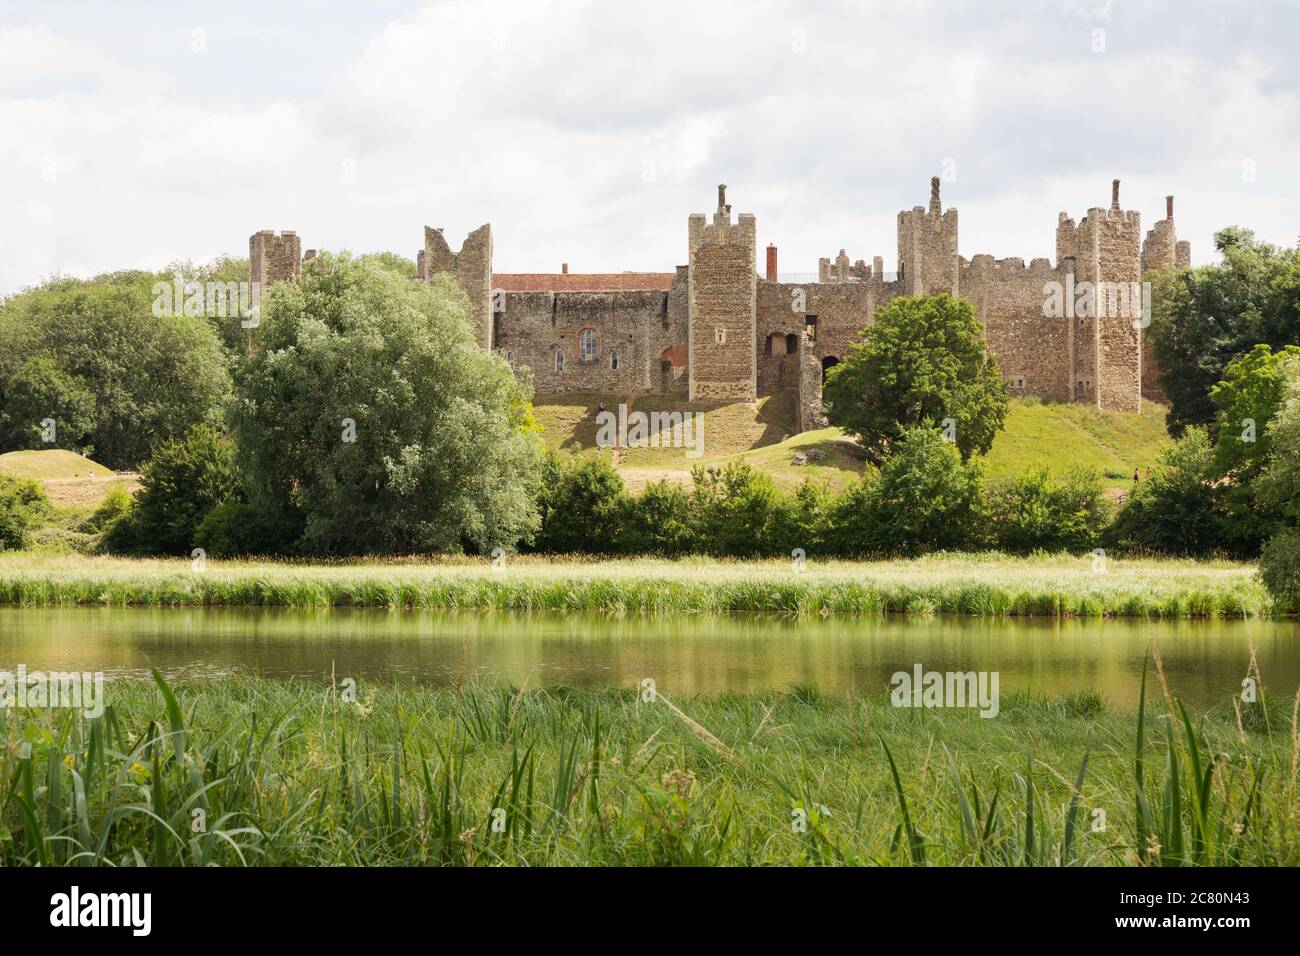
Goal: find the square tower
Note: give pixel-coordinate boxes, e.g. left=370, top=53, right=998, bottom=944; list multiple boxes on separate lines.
left=250, top=230, right=302, bottom=290
left=686, top=184, right=757, bottom=401
left=897, top=177, right=959, bottom=297
left=1055, top=180, right=1143, bottom=412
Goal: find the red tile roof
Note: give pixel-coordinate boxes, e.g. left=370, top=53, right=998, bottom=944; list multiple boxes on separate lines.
left=492, top=273, right=674, bottom=292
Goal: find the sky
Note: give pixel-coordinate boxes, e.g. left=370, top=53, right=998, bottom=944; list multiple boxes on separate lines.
left=2, top=0, right=1298, bottom=295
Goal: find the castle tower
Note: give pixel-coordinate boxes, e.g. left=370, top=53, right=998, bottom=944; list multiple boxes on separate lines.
left=423, top=223, right=493, bottom=350
left=686, top=184, right=757, bottom=401
left=249, top=230, right=302, bottom=291
left=897, top=177, right=959, bottom=297
left=1055, top=179, right=1143, bottom=412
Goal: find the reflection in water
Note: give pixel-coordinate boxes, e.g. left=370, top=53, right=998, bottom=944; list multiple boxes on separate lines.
left=0, top=606, right=1296, bottom=709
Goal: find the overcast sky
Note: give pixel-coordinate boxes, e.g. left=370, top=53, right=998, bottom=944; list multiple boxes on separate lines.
left=2, top=0, right=1298, bottom=295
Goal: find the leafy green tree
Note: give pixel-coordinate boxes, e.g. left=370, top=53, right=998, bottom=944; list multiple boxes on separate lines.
left=229, top=253, right=543, bottom=556
left=827, top=426, right=985, bottom=556
left=621, top=479, right=695, bottom=556
left=533, top=451, right=627, bottom=554
left=0, top=271, right=230, bottom=468
left=0, top=355, right=96, bottom=453
left=823, top=293, right=1008, bottom=462
left=105, top=424, right=237, bottom=555
left=1105, top=427, right=1224, bottom=555
left=1148, top=228, right=1300, bottom=437
left=1205, top=345, right=1300, bottom=553
left=1256, top=364, right=1300, bottom=609
left=0, top=475, right=54, bottom=551
left=987, top=468, right=1109, bottom=555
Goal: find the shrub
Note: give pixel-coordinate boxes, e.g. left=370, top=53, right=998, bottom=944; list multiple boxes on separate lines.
left=1258, top=529, right=1300, bottom=613
left=532, top=452, right=627, bottom=554
left=826, top=426, right=985, bottom=556
left=104, top=424, right=237, bottom=555
left=621, top=480, right=695, bottom=556
left=987, top=467, right=1109, bottom=555
left=687, top=462, right=784, bottom=557
left=1105, top=427, right=1224, bottom=555
left=0, top=475, right=54, bottom=551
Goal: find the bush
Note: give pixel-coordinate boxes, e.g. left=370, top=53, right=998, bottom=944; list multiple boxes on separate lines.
left=1258, top=529, right=1300, bottom=613
left=687, top=462, right=784, bottom=557
left=987, top=467, right=1109, bottom=555
left=194, top=500, right=304, bottom=558
left=532, top=452, right=627, bottom=554
left=0, top=475, right=54, bottom=551
left=103, top=424, right=237, bottom=555
left=826, top=426, right=985, bottom=556
left=621, top=480, right=695, bottom=556
left=1105, top=427, right=1224, bottom=555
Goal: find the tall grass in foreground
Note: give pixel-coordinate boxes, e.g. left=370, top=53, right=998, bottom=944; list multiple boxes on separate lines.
left=1, top=667, right=1295, bottom=866
left=0, top=553, right=1277, bottom=617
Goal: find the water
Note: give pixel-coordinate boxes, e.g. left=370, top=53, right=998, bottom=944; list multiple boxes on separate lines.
left=2, top=607, right=1297, bottom=709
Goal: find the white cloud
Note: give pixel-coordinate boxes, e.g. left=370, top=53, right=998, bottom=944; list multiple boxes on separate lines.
left=2, top=0, right=1299, bottom=297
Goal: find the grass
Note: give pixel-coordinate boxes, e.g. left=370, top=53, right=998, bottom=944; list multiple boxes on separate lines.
left=979, top=397, right=1172, bottom=492
left=531, top=394, right=1172, bottom=495
left=0, top=449, right=138, bottom=508
left=1, top=665, right=1295, bottom=866
left=0, top=553, right=1273, bottom=617
left=0, top=450, right=114, bottom=481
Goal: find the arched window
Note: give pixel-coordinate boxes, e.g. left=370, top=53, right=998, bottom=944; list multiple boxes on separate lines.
left=610, top=350, right=619, bottom=370
left=821, top=355, right=839, bottom=384
left=579, top=328, right=597, bottom=363
left=555, top=350, right=565, bottom=372
left=786, top=333, right=799, bottom=354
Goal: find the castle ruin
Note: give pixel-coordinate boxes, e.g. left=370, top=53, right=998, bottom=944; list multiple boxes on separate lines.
left=251, top=178, right=1189, bottom=422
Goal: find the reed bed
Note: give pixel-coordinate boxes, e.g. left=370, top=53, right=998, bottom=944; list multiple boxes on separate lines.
left=1, top=669, right=1295, bottom=866
left=0, top=553, right=1274, bottom=617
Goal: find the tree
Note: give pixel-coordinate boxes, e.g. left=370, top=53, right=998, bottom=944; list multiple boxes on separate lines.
left=0, top=271, right=230, bottom=468
left=533, top=451, right=627, bottom=554
left=827, top=426, right=985, bottom=556
left=1257, top=363, right=1300, bottom=609
left=987, top=467, right=1109, bottom=555
left=1207, top=345, right=1300, bottom=554
left=105, top=424, right=238, bottom=555
left=822, top=293, right=1008, bottom=462
left=0, top=355, right=96, bottom=453
left=228, top=253, right=543, bottom=556
left=1105, top=427, right=1223, bottom=555
left=1148, top=228, right=1300, bottom=437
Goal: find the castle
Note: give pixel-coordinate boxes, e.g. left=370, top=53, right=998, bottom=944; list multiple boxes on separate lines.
left=250, top=178, right=1188, bottom=428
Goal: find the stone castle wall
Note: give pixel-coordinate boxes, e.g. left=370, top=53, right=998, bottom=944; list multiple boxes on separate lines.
left=251, top=178, right=1187, bottom=423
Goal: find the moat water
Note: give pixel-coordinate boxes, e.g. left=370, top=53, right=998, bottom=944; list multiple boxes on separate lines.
left=2, top=607, right=1297, bottom=709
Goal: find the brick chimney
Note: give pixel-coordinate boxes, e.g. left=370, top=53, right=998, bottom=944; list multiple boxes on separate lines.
left=561, top=263, right=569, bottom=274
left=1166, top=195, right=1174, bottom=219
left=766, top=244, right=778, bottom=282
left=1111, top=178, right=1121, bottom=211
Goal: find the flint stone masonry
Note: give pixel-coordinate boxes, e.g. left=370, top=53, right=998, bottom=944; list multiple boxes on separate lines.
left=250, top=176, right=1188, bottom=426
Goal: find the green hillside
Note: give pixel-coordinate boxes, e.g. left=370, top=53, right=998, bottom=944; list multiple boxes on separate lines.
left=531, top=393, right=1172, bottom=494
left=0, top=449, right=114, bottom=480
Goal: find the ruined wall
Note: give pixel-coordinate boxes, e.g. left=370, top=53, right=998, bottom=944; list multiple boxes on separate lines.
left=798, top=336, right=827, bottom=433
left=687, top=186, right=756, bottom=401
left=424, top=224, right=493, bottom=350
left=961, top=255, right=1072, bottom=402
left=250, top=230, right=301, bottom=289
